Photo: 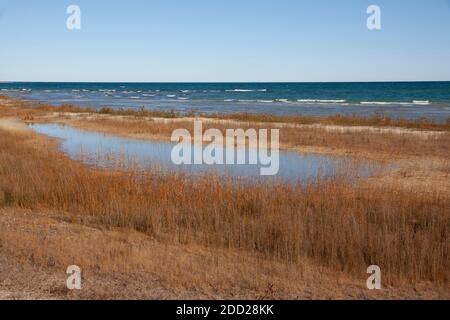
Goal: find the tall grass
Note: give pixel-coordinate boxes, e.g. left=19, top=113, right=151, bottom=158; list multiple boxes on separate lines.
left=0, top=129, right=448, bottom=285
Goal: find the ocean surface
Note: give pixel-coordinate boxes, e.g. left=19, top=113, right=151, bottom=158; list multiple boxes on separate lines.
left=2, top=82, right=450, bottom=121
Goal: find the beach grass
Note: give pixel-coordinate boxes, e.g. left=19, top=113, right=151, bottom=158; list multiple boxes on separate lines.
left=0, top=128, right=448, bottom=288
left=2, top=96, right=450, bottom=131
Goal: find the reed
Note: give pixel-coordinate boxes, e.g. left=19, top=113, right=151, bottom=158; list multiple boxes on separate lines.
left=2, top=96, right=450, bottom=131
left=0, top=128, right=448, bottom=286
left=61, top=116, right=450, bottom=159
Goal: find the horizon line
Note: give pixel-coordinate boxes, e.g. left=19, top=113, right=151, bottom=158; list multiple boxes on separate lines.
left=1, top=80, right=450, bottom=84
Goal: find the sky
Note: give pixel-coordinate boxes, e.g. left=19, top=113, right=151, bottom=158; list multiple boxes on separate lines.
left=0, top=0, right=449, bottom=82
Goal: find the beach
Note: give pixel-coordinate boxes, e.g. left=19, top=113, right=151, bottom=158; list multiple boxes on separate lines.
left=0, top=95, right=448, bottom=299
left=2, top=82, right=450, bottom=121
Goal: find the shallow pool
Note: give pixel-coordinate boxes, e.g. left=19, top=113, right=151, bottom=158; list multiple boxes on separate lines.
left=29, top=123, right=380, bottom=182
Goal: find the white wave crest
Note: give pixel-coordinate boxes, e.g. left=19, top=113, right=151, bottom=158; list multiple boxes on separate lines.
left=360, top=101, right=429, bottom=106
left=362, top=101, right=398, bottom=105
left=226, top=89, right=267, bottom=92
left=413, top=100, right=430, bottom=105
left=297, top=99, right=346, bottom=103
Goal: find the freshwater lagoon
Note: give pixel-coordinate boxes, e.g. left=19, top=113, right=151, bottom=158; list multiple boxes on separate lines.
left=29, top=123, right=381, bottom=182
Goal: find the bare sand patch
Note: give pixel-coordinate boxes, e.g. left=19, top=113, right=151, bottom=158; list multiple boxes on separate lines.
left=0, top=118, right=30, bottom=133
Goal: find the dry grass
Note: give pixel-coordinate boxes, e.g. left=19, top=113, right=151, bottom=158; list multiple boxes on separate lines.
left=280, top=126, right=450, bottom=158
left=0, top=128, right=448, bottom=292
left=0, top=96, right=449, bottom=298
left=2, top=96, right=450, bottom=131
left=5, top=208, right=404, bottom=300
left=66, top=106, right=450, bottom=131
left=52, top=115, right=450, bottom=159
left=3, top=96, right=450, bottom=159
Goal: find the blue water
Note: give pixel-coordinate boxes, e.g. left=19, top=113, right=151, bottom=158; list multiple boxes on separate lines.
left=29, top=123, right=379, bottom=182
left=3, top=82, right=450, bottom=121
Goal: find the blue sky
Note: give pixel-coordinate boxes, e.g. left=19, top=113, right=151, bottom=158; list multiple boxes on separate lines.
left=0, top=0, right=449, bottom=82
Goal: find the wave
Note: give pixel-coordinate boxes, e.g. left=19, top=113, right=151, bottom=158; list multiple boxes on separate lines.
left=360, top=101, right=431, bottom=106
left=226, top=99, right=279, bottom=103
left=225, top=98, right=343, bottom=104
left=297, top=99, right=346, bottom=103
left=361, top=101, right=409, bottom=105
left=413, top=100, right=431, bottom=105
left=226, top=89, right=267, bottom=92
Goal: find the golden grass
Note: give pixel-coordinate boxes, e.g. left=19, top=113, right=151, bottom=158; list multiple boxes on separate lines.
left=0, top=128, right=448, bottom=289
left=3, top=97, right=448, bottom=160
left=55, top=116, right=450, bottom=159
left=4, top=208, right=392, bottom=299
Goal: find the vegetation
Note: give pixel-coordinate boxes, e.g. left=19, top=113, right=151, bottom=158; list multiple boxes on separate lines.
left=0, top=129, right=448, bottom=287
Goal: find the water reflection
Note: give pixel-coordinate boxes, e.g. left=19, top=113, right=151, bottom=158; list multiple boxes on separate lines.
left=29, top=123, right=380, bottom=182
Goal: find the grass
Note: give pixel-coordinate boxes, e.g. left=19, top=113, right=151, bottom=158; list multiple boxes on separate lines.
left=0, top=128, right=448, bottom=289
left=4, top=96, right=449, bottom=159
left=45, top=113, right=450, bottom=159
left=0, top=96, right=449, bottom=298
left=3, top=96, right=450, bottom=131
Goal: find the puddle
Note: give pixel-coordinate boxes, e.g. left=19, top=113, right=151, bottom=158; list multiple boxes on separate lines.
left=29, top=123, right=380, bottom=182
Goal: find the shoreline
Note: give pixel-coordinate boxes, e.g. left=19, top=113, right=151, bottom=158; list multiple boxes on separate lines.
left=0, top=98, right=450, bottom=194
left=1, top=96, right=449, bottom=193
left=0, top=95, right=449, bottom=299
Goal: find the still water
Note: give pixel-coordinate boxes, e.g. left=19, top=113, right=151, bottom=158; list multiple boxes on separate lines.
left=29, top=123, right=380, bottom=182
